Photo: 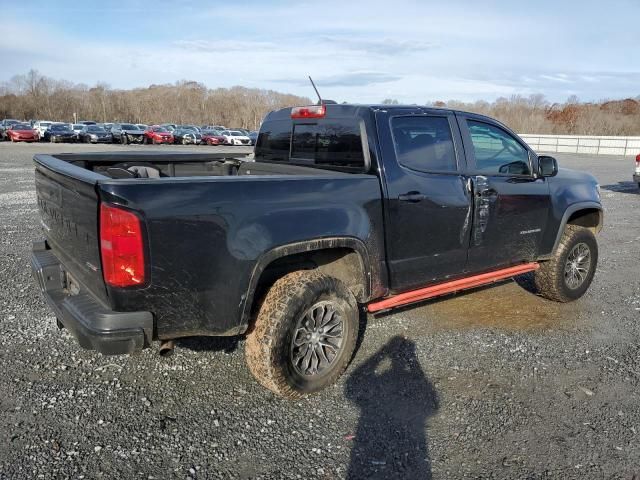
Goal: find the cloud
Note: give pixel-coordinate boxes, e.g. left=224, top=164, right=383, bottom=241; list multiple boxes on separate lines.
left=319, top=36, right=437, bottom=56
left=276, top=72, right=402, bottom=88
left=173, top=39, right=276, bottom=52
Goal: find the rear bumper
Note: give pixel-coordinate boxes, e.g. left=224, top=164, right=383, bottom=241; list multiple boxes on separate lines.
left=30, top=241, right=153, bottom=355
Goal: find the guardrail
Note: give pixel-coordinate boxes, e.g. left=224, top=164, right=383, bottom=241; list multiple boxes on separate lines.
left=519, top=134, right=640, bottom=156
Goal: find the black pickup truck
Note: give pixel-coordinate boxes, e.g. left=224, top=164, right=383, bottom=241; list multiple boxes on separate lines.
left=31, top=104, right=603, bottom=398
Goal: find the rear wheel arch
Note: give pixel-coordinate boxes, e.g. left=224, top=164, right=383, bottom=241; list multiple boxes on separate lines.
left=240, top=239, right=372, bottom=331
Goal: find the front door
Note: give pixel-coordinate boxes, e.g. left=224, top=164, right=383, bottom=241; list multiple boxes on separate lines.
left=457, top=114, right=551, bottom=272
left=377, top=109, right=472, bottom=292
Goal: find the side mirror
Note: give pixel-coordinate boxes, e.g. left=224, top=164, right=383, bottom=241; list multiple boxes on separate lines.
left=538, top=155, right=558, bottom=177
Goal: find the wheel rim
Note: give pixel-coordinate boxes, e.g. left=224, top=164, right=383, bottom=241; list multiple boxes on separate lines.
left=564, top=242, right=591, bottom=290
left=290, top=301, right=345, bottom=377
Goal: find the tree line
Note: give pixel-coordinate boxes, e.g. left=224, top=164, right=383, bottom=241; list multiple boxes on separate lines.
left=1, top=70, right=639, bottom=135
left=384, top=94, right=640, bottom=136
left=0, top=70, right=311, bottom=129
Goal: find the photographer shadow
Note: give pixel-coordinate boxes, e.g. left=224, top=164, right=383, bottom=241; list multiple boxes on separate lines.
left=345, top=336, right=439, bottom=479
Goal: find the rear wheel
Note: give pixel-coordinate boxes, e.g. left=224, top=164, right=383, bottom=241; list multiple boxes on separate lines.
left=533, top=225, right=598, bottom=302
left=245, top=270, right=358, bottom=399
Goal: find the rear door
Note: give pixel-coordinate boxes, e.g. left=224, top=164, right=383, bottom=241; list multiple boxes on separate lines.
left=457, top=114, right=551, bottom=271
left=376, top=108, right=473, bottom=292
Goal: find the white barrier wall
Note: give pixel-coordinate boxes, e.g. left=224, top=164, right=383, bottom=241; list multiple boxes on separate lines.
left=519, top=134, right=640, bottom=156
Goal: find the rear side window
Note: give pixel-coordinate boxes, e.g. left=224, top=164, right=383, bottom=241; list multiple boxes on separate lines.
left=467, top=120, right=531, bottom=175
left=391, top=116, right=457, bottom=172
left=255, top=120, right=291, bottom=161
left=291, top=119, right=364, bottom=170
left=256, top=118, right=366, bottom=171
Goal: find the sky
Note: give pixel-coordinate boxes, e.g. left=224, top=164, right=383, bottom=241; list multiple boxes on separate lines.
left=1, top=0, right=639, bottom=104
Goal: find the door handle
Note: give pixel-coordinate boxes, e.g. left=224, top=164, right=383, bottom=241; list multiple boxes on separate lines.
left=398, top=191, right=426, bottom=203
left=477, top=188, right=498, bottom=198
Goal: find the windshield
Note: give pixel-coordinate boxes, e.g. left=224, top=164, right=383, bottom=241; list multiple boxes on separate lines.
left=72, top=124, right=83, bottom=130
left=51, top=125, right=71, bottom=131
left=202, top=130, right=220, bottom=135
left=13, top=124, right=32, bottom=130
left=121, top=124, right=138, bottom=130
left=87, top=126, right=106, bottom=133
left=40, top=122, right=52, bottom=127
left=230, top=131, right=244, bottom=136
left=153, top=127, right=169, bottom=133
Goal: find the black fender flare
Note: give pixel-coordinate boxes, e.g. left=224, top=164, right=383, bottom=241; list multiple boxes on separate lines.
left=545, top=201, right=603, bottom=258
left=238, top=237, right=372, bottom=329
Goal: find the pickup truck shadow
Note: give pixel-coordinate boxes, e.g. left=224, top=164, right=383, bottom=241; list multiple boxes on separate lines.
left=600, top=182, right=639, bottom=195
left=345, top=336, right=438, bottom=479
left=176, top=336, right=239, bottom=353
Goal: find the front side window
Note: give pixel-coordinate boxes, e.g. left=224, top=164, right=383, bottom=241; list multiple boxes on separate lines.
left=467, top=120, right=531, bottom=175
left=391, top=116, right=457, bottom=172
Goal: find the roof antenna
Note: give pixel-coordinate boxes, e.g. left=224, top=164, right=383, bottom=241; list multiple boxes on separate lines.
left=309, top=76, right=322, bottom=105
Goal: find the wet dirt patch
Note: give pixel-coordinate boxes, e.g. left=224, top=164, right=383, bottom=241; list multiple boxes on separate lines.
left=386, top=281, right=584, bottom=333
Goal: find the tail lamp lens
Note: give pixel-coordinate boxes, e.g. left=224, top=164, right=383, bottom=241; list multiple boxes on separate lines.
left=636, top=153, right=640, bottom=168
left=100, top=203, right=145, bottom=287
left=291, top=105, right=326, bottom=119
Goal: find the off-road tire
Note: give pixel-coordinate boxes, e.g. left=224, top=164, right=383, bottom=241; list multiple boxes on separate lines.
left=533, top=224, right=598, bottom=302
left=245, top=270, right=359, bottom=399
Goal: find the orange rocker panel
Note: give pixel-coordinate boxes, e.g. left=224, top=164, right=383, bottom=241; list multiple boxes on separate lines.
left=367, top=262, right=540, bottom=313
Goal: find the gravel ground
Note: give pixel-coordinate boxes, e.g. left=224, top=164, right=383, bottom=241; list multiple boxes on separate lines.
left=0, top=142, right=638, bottom=479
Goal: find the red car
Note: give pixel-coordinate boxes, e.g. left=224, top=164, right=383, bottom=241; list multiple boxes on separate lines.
left=201, top=129, right=227, bottom=145
left=7, top=123, right=39, bottom=142
left=143, top=126, right=174, bottom=144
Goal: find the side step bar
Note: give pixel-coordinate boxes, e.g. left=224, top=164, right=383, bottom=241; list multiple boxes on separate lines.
left=367, top=262, right=539, bottom=313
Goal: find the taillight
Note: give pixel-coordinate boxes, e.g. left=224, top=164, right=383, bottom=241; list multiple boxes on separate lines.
left=100, top=203, right=145, bottom=287
left=636, top=153, right=640, bottom=169
left=291, top=104, right=326, bottom=119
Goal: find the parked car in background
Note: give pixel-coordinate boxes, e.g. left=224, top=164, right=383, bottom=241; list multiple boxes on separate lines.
left=0, top=119, right=21, bottom=140
left=78, top=120, right=97, bottom=126
left=7, top=123, right=39, bottom=142
left=111, top=123, right=145, bottom=144
left=71, top=124, right=85, bottom=141
left=43, top=123, right=76, bottom=143
left=161, top=123, right=177, bottom=132
left=143, top=126, right=174, bottom=144
left=221, top=129, right=251, bottom=146
left=202, top=125, right=226, bottom=131
left=178, top=125, right=202, bottom=134
left=201, top=129, right=227, bottom=145
left=33, top=121, right=55, bottom=140
left=172, top=128, right=202, bottom=145
left=248, top=130, right=258, bottom=145
left=78, top=125, right=113, bottom=144
left=102, top=123, right=114, bottom=132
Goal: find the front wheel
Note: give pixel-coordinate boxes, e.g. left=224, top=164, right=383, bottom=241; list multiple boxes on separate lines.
left=245, top=270, right=358, bottom=399
left=533, top=225, right=598, bottom=302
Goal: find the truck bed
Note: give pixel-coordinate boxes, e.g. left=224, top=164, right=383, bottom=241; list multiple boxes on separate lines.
left=32, top=151, right=385, bottom=344
left=42, top=151, right=348, bottom=179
